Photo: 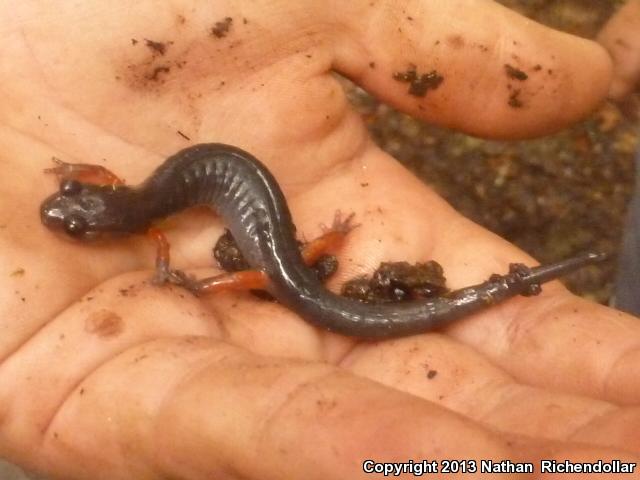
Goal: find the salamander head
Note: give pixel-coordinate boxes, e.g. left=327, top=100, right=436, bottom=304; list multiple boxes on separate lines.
left=40, top=179, right=136, bottom=241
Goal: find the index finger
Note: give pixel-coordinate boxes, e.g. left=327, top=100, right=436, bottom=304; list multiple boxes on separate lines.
left=334, top=0, right=612, bottom=138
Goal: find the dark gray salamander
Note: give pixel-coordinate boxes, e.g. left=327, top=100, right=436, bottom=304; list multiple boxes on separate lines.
left=40, top=143, right=607, bottom=338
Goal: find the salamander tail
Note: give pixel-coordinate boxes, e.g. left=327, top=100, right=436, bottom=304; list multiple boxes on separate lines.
left=520, top=251, right=609, bottom=286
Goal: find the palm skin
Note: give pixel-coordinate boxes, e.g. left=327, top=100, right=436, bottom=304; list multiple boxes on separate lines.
left=1, top=1, right=639, bottom=479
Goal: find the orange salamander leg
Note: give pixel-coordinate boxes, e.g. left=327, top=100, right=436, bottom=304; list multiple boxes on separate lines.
left=44, top=157, right=124, bottom=186
left=148, top=227, right=181, bottom=285
left=301, top=211, right=358, bottom=264
left=178, top=270, right=269, bottom=296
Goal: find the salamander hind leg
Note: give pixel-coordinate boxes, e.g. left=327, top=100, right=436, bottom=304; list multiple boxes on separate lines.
left=165, top=270, right=270, bottom=296
left=302, top=211, right=359, bottom=265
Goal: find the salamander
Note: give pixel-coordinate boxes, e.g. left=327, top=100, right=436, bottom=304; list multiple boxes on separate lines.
left=40, top=143, right=607, bottom=338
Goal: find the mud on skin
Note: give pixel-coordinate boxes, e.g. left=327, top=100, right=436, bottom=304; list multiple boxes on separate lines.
left=340, top=261, right=449, bottom=304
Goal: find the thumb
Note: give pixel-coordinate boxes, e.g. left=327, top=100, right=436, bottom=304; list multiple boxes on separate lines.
left=597, top=0, right=640, bottom=101
left=333, top=0, right=612, bottom=139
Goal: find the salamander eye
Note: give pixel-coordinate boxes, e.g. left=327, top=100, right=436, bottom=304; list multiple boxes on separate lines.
left=63, top=215, right=88, bottom=237
left=60, top=179, right=83, bottom=197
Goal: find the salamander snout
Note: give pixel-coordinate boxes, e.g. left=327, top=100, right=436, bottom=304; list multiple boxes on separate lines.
left=40, top=180, right=107, bottom=240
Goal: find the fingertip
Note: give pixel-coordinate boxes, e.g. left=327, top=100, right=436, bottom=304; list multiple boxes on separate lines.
left=484, top=34, right=613, bottom=139
left=339, top=0, right=614, bottom=139
left=431, top=32, right=614, bottom=139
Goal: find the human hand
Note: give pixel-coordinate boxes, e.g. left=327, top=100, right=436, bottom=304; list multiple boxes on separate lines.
left=598, top=0, right=640, bottom=100
left=2, top=1, right=639, bottom=479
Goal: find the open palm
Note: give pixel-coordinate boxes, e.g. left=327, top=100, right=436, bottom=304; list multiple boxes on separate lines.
left=1, top=1, right=639, bottom=479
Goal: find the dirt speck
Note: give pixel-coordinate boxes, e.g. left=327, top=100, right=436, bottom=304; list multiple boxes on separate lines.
left=133, top=354, right=149, bottom=363
left=211, top=17, right=233, bottom=38
left=508, top=89, right=523, bottom=108
left=316, top=398, right=338, bottom=412
left=144, top=39, right=168, bottom=55
left=10, top=268, right=25, bottom=277
left=393, top=64, right=444, bottom=97
left=504, top=64, right=528, bottom=81
left=146, top=65, right=171, bottom=81
left=119, top=284, right=139, bottom=297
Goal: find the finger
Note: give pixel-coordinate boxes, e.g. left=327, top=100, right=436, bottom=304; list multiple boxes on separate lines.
left=343, top=333, right=640, bottom=454
left=0, top=272, right=217, bottom=459
left=6, top=333, right=635, bottom=480
left=154, top=343, right=639, bottom=480
left=597, top=0, right=640, bottom=100
left=0, top=272, right=222, bottom=478
left=335, top=0, right=612, bottom=138
left=452, top=293, right=640, bottom=406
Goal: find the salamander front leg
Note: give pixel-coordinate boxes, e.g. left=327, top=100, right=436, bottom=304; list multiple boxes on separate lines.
left=147, top=227, right=190, bottom=286
left=44, top=157, right=125, bottom=185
